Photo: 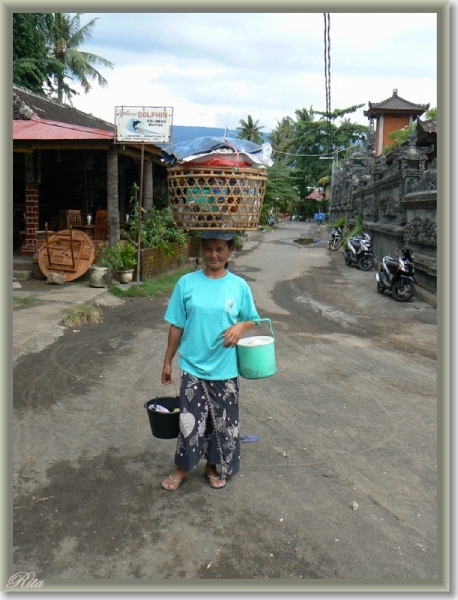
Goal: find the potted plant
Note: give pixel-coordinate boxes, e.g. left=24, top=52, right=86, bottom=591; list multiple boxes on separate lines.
left=88, top=242, right=115, bottom=288
left=233, top=233, right=245, bottom=251
left=110, top=241, right=137, bottom=284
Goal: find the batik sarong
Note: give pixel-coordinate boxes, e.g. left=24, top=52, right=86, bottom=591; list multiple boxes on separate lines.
left=175, top=371, right=240, bottom=478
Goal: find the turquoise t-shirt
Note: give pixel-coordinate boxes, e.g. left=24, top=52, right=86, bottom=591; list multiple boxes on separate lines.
left=164, top=270, right=260, bottom=380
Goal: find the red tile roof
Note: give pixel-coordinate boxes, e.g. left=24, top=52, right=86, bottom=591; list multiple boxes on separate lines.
left=13, top=117, right=114, bottom=140
left=306, top=190, right=324, bottom=200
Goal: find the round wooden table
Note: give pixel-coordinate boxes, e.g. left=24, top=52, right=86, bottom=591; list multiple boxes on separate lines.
left=38, top=229, right=95, bottom=282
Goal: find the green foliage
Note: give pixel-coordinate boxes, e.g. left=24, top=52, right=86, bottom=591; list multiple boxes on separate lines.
left=237, top=115, right=265, bottom=145
left=110, top=242, right=137, bottom=270
left=108, top=268, right=191, bottom=298
left=269, top=116, right=295, bottom=163
left=46, top=13, right=114, bottom=103
left=95, top=241, right=137, bottom=270
left=116, top=242, right=137, bottom=270
left=341, top=215, right=364, bottom=246
left=384, top=108, right=436, bottom=154
left=326, top=216, right=346, bottom=231
left=233, top=234, right=244, bottom=251
left=311, top=103, right=365, bottom=121
left=279, top=104, right=368, bottom=197
left=125, top=191, right=187, bottom=254
left=13, top=12, right=113, bottom=102
left=94, top=242, right=115, bottom=269
left=262, top=162, right=300, bottom=224
left=294, top=200, right=317, bottom=220
left=13, top=13, right=60, bottom=94
left=385, top=123, right=416, bottom=152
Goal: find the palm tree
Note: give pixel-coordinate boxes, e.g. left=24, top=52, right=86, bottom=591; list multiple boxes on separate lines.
left=269, top=116, right=295, bottom=165
left=237, top=115, right=265, bottom=145
left=46, top=13, right=114, bottom=104
left=294, top=106, right=316, bottom=123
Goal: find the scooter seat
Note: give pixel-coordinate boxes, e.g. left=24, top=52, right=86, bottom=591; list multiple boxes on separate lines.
left=385, top=257, right=398, bottom=268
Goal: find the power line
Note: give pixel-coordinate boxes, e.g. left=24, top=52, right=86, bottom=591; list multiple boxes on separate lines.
left=323, top=13, right=332, bottom=177
left=272, top=143, right=358, bottom=158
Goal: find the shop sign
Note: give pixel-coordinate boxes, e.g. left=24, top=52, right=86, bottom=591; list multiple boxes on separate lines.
left=115, top=106, right=173, bottom=143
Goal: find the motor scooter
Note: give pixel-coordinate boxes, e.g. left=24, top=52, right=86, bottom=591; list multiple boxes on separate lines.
left=375, top=247, right=416, bottom=302
left=328, top=227, right=342, bottom=251
left=342, top=233, right=375, bottom=271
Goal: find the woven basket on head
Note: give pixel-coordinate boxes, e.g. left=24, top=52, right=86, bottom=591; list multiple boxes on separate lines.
left=167, top=166, right=267, bottom=230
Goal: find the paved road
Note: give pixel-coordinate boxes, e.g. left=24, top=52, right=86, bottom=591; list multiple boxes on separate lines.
left=12, top=221, right=438, bottom=591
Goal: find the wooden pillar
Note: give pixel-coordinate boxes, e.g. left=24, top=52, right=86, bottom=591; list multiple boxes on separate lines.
left=81, top=154, right=93, bottom=219
left=20, top=184, right=39, bottom=255
left=143, top=158, right=153, bottom=217
left=107, top=146, right=120, bottom=244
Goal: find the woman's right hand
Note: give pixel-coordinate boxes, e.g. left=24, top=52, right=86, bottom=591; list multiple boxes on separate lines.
left=161, top=362, right=173, bottom=385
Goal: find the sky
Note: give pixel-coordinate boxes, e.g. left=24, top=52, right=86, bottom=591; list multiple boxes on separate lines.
left=69, top=12, right=437, bottom=133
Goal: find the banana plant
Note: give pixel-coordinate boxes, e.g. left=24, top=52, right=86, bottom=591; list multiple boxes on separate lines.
left=340, top=215, right=364, bottom=247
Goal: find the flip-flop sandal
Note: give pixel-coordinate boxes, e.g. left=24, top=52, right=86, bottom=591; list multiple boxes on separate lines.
left=162, top=474, right=186, bottom=491
left=205, top=474, right=227, bottom=489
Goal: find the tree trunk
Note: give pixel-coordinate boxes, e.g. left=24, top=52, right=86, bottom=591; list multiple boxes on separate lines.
left=107, top=145, right=120, bottom=244
left=143, top=158, right=153, bottom=218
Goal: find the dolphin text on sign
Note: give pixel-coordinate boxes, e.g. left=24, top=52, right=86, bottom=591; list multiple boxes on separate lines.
left=7, top=572, right=44, bottom=589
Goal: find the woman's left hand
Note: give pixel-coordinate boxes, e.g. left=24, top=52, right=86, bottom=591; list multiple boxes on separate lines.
left=223, top=323, right=250, bottom=348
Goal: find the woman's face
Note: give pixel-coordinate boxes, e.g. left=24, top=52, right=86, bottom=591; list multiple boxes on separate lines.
left=202, top=239, right=232, bottom=271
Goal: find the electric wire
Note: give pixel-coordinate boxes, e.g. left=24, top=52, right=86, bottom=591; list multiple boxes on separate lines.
left=323, top=13, right=332, bottom=179
left=272, top=143, right=358, bottom=159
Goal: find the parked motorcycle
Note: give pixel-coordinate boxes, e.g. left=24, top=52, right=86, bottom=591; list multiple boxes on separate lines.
left=328, top=227, right=343, bottom=251
left=375, top=247, right=416, bottom=302
left=268, top=216, right=276, bottom=227
left=342, top=233, right=375, bottom=271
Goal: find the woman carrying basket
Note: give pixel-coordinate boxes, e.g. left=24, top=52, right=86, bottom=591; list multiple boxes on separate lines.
left=161, top=231, right=260, bottom=490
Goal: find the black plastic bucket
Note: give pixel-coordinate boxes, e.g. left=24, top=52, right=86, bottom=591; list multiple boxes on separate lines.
left=144, top=397, right=180, bottom=439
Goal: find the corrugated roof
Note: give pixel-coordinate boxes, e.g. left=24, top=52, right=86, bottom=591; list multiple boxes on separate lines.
left=13, top=84, right=114, bottom=131
left=364, top=89, right=429, bottom=117
left=306, top=190, right=324, bottom=200
left=13, top=117, right=114, bottom=140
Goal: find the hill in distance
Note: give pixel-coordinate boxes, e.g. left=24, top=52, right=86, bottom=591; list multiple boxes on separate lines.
left=169, top=125, right=270, bottom=146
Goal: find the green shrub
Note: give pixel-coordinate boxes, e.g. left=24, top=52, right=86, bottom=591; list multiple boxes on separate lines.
left=125, top=200, right=187, bottom=255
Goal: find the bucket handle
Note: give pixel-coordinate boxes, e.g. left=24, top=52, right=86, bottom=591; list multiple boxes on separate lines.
left=254, top=318, right=274, bottom=340
left=152, top=381, right=178, bottom=410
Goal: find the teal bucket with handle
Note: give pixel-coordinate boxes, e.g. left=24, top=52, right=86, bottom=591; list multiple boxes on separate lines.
left=237, top=318, right=276, bottom=379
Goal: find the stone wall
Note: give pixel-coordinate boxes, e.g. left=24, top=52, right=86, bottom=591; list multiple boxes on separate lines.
left=329, top=122, right=437, bottom=305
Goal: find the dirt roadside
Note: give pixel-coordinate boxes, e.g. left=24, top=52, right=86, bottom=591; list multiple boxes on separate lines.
left=12, top=221, right=439, bottom=590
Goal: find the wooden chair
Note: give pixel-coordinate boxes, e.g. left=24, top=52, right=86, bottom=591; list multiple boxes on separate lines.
left=66, top=210, right=82, bottom=229
left=48, top=216, right=60, bottom=232
left=93, top=210, right=109, bottom=241
left=58, top=210, right=68, bottom=231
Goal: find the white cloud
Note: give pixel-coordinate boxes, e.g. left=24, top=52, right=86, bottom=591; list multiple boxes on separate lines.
left=69, top=12, right=437, bottom=131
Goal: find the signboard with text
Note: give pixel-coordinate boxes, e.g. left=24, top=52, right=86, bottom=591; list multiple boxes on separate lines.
left=114, top=106, right=173, bottom=143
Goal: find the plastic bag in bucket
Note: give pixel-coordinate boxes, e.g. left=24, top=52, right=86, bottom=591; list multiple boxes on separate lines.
left=144, top=394, right=180, bottom=439
left=237, top=318, right=276, bottom=379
